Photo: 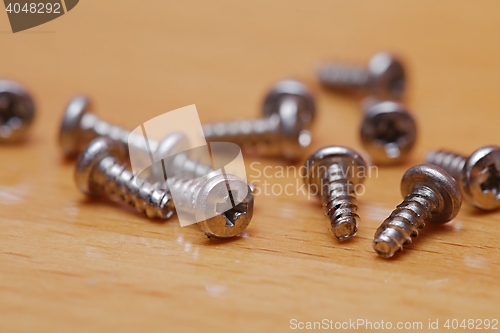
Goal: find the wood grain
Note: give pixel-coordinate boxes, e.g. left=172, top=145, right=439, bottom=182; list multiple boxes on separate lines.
left=1, top=1, right=500, bottom=332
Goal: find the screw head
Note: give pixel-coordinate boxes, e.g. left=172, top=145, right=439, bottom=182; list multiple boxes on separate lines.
left=262, top=79, right=316, bottom=159
left=196, top=174, right=254, bottom=238
left=303, top=146, right=368, bottom=197
left=0, top=80, right=35, bottom=142
left=367, top=52, right=406, bottom=100
left=401, top=164, right=462, bottom=223
left=59, top=96, right=92, bottom=157
left=75, top=137, right=126, bottom=196
left=461, top=146, right=500, bottom=210
left=360, top=100, right=417, bottom=165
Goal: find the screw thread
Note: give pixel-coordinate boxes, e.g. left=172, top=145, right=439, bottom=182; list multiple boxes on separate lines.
left=167, top=152, right=214, bottom=180
left=93, top=156, right=175, bottom=219
left=79, top=112, right=218, bottom=181
left=321, top=164, right=360, bottom=240
left=80, top=113, right=158, bottom=154
left=166, top=175, right=206, bottom=216
left=426, top=150, right=466, bottom=179
left=202, top=115, right=282, bottom=153
left=373, top=187, right=438, bottom=258
left=318, top=63, right=369, bottom=89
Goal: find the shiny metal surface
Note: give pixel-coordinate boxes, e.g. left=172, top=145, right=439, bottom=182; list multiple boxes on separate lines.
left=373, top=164, right=462, bottom=258
left=188, top=175, right=254, bottom=238
left=58, top=96, right=214, bottom=180
left=202, top=79, right=316, bottom=160
left=59, top=96, right=154, bottom=158
left=427, top=146, right=500, bottom=210
left=74, top=137, right=175, bottom=219
left=75, top=137, right=253, bottom=237
left=360, top=98, right=417, bottom=165
left=59, top=96, right=142, bottom=157
left=303, top=146, right=367, bottom=240
left=0, top=80, right=35, bottom=142
left=318, top=51, right=406, bottom=100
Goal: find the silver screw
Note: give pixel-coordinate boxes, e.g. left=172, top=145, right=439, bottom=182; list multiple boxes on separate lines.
left=202, top=79, right=316, bottom=160
left=58, top=96, right=213, bottom=179
left=318, top=51, right=406, bottom=100
left=303, top=146, right=367, bottom=240
left=169, top=172, right=254, bottom=239
left=426, top=146, right=500, bottom=210
left=0, top=80, right=35, bottom=142
left=360, top=97, right=417, bottom=165
left=75, top=137, right=175, bottom=219
left=59, top=96, right=159, bottom=157
left=75, top=137, right=254, bottom=238
left=373, top=164, right=462, bottom=258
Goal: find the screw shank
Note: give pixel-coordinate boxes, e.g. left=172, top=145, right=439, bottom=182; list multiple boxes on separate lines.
left=203, top=116, right=282, bottom=156
left=318, top=63, right=369, bottom=90
left=426, top=150, right=466, bottom=179
left=373, top=187, right=438, bottom=258
left=321, top=164, right=360, bottom=240
left=92, top=156, right=175, bottom=219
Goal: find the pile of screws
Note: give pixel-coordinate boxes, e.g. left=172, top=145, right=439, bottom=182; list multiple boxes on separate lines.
left=2, top=50, right=499, bottom=259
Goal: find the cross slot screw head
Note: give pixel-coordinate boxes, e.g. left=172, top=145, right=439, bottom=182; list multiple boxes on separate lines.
left=193, top=174, right=254, bottom=238
left=427, top=146, right=500, bottom=210
left=0, top=80, right=35, bottom=142
left=360, top=98, right=417, bottom=165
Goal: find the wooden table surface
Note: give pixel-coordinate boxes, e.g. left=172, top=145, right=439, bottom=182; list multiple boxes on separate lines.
left=1, top=1, right=500, bottom=332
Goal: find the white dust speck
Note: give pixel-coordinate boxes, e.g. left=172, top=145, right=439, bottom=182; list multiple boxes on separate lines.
left=85, top=279, right=97, bottom=286
left=427, top=278, right=449, bottom=286
left=0, top=184, right=29, bottom=205
left=464, top=256, right=486, bottom=269
left=205, top=284, right=228, bottom=297
left=176, top=235, right=184, bottom=244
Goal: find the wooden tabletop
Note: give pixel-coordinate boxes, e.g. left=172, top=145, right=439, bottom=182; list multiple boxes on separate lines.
left=1, top=1, right=500, bottom=332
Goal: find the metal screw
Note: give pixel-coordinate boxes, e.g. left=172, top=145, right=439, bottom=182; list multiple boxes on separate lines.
left=426, top=146, right=500, bottom=210
left=373, top=164, right=462, bottom=258
left=75, top=137, right=254, bottom=238
left=169, top=172, right=254, bottom=239
left=360, top=97, right=417, bottom=165
left=202, top=79, right=316, bottom=160
left=59, top=96, right=154, bottom=157
left=75, top=137, right=175, bottom=219
left=0, top=80, right=35, bottom=142
left=318, top=51, right=406, bottom=100
left=303, top=146, right=367, bottom=240
left=58, top=96, right=213, bottom=179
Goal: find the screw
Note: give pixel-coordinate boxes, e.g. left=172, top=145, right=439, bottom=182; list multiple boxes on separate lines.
left=59, top=96, right=156, bottom=157
left=318, top=51, right=406, bottom=100
left=426, top=146, right=500, bottom=210
left=0, top=80, right=35, bottom=142
left=373, top=164, right=462, bottom=258
left=58, top=96, right=213, bottom=179
left=360, top=97, right=417, bottom=165
left=76, top=137, right=254, bottom=238
left=75, top=137, right=175, bottom=219
left=202, top=79, right=316, bottom=160
left=169, top=172, right=254, bottom=239
left=303, top=146, right=367, bottom=240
